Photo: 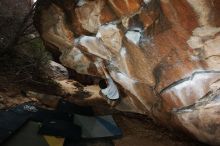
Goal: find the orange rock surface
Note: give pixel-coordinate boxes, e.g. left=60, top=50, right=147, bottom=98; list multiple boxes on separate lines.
left=34, top=0, right=220, bottom=145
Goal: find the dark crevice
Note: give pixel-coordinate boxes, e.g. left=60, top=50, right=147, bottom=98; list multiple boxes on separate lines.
left=174, top=89, right=220, bottom=114
left=159, top=70, right=220, bottom=94
left=67, top=68, right=101, bottom=86
left=205, top=55, right=220, bottom=60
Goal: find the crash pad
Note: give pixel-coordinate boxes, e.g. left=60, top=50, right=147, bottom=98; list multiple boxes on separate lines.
left=74, top=114, right=122, bottom=139
left=10, top=102, right=73, bottom=122
left=44, top=136, right=64, bottom=146
left=39, top=120, right=81, bottom=140
left=0, top=110, right=29, bottom=144
left=57, top=100, right=94, bottom=116
left=31, top=107, right=73, bottom=122
left=2, top=121, right=48, bottom=146
left=0, top=102, right=74, bottom=144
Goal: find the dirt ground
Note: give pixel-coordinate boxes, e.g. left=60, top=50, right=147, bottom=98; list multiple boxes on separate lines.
left=113, top=113, right=208, bottom=146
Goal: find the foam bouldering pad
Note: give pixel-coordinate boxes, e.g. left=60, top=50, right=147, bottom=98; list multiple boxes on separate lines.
left=0, top=102, right=75, bottom=144
left=74, top=115, right=122, bottom=139
left=30, top=108, right=73, bottom=122
left=39, top=120, right=81, bottom=140
left=2, top=121, right=48, bottom=146
left=44, top=136, right=64, bottom=146
left=0, top=128, right=12, bottom=144
left=0, top=110, right=29, bottom=131
left=0, top=110, right=29, bottom=144
left=57, top=100, right=94, bottom=116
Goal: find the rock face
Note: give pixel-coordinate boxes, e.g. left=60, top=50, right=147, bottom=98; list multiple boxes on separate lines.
left=46, top=61, right=69, bottom=80
left=0, top=0, right=33, bottom=49
left=34, top=0, right=220, bottom=145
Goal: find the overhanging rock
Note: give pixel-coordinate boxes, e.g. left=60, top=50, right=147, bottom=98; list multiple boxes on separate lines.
left=34, top=0, right=220, bottom=145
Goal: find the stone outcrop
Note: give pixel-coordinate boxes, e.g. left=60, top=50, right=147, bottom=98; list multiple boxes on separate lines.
left=0, top=0, right=33, bottom=49
left=46, top=61, right=69, bottom=80
left=34, top=0, right=220, bottom=145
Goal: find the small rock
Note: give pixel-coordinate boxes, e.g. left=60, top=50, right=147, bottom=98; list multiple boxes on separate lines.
left=27, top=91, right=61, bottom=108
left=46, top=61, right=69, bottom=80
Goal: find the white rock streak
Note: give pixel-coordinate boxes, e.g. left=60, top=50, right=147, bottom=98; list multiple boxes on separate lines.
left=110, top=71, right=138, bottom=95
left=60, top=47, right=91, bottom=74
left=125, top=30, right=141, bottom=45
left=165, top=72, right=220, bottom=107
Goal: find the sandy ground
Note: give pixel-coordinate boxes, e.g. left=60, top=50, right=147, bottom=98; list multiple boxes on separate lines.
left=113, top=113, right=208, bottom=146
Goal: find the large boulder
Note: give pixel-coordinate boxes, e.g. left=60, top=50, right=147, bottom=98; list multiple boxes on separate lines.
left=34, top=0, right=220, bottom=145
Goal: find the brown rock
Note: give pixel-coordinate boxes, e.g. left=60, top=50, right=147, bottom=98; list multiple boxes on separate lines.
left=60, top=46, right=97, bottom=76
left=74, top=0, right=105, bottom=33
left=27, top=91, right=61, bottom=108
left=97, top=24, right=122, bottom=54
left=46, top=61, right=69, bottom=80
left=36, top=3, right=74, bottom=51
left=108, top=0, right=141, bottom=17
left=100, top=4, right=117, bottom=24
left=34, top=0, right=220, bottom=145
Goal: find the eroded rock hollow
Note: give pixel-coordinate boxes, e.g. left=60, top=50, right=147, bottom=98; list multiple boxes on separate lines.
left=34, top=0, right=220, bottom=145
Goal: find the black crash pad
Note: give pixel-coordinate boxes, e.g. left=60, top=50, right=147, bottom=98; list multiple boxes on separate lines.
left=2, top=121, right=49, bottom=146
left=0, top=102, right=74, bottom=144
left=39, top=120, right=81, bottom=140
left=0, top=101, right=121, bottom=145
left=57, top=100, right=94, bottom=116
left=64, top=115, right=122, bottom=146
left=0, top=110, right=29, bottom=144
left=30, top=108, right=73, bottom=122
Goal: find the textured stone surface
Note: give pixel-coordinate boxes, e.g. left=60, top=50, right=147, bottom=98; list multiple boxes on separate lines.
left=34, top=0, right=220, bottom=145
left=0, top=0, right=33, bottom=49
left=46, top=61, right=69, bottom=80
